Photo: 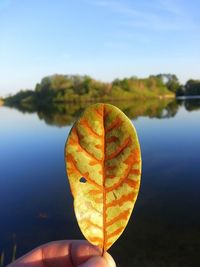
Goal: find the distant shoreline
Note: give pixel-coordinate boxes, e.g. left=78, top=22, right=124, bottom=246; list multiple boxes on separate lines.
left=2, top=94, right=175, bottom=109
left=2, top=74, right=176, bottom=109
left=0, top=98, right=4, bottom=106
left=2, top=73, right=200, bottom=108
left=176, top=95, right=200, bottom=100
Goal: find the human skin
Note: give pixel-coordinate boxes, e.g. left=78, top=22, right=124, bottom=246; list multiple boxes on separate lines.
left=7, top=240, right=116, bottom=267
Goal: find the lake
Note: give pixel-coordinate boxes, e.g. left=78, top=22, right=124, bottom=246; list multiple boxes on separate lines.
left=0, top=99, right=200, bottom=267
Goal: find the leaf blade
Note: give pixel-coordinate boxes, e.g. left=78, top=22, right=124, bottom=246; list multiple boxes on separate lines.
left=65, top=103, right=141, bottom=251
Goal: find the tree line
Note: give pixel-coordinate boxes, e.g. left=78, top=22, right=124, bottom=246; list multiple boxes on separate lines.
left=3, top=74, right=200, bottom=108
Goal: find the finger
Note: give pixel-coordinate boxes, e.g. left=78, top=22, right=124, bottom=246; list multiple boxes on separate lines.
left=7, top=246, right=44, bottom=267
left=40, top=240, right=73, bottom=267
left=103, top=252, right=116, bottom=267
left=77, top=253, right=116, bottom=267
left=78, top=256, right=108, bottom=267
left=71, top=240, right=101, bottom=266
left=7, top=241, right=72, bottom=267
left=42, top=241, right=116, bottom=267
left=7, top=240, right=109, bottom=267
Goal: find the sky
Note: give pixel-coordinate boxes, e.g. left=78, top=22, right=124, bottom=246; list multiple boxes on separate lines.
left=0, top=0, right=200, bottom=96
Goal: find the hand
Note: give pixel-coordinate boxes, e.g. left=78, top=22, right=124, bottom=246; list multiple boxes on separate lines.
left=7, top=240, right=116, bottom=267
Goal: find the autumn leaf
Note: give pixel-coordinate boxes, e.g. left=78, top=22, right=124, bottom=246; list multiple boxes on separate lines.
left=65, top=103, right=141, bottom=253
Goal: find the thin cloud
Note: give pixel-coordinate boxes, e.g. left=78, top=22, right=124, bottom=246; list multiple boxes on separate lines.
left=91, top=0, right=156, bottom=19
left=87, top=0, right=196, bottom=31
left=157, top=0, right=183, bottom=15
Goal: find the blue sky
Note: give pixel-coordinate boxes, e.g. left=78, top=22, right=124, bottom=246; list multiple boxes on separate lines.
left=0, top=0, right=200, bottom=96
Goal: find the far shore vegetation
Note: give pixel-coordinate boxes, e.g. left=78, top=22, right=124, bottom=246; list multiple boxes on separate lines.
left=1, top=74, right=200, bottom=125
left=2, top=74, right=179, bottom=107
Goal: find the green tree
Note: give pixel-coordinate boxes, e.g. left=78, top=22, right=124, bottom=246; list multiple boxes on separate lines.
left=155, top=73, right=181, bottom=93
left=185, top=80, right=200, bottom=95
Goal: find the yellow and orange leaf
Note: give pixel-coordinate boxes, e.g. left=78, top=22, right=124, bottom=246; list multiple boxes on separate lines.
left=65, top=103, right=141, bottom=252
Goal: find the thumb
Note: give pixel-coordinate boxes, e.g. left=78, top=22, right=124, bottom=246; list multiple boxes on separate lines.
left=78, top=253, right=116, bottom=267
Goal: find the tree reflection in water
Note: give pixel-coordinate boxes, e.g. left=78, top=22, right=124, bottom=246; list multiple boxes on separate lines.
left=7, top=98, right=183, bottom=127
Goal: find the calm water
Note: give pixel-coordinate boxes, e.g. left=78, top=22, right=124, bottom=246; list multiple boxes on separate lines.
left=0, top=99, right=200, bottom=267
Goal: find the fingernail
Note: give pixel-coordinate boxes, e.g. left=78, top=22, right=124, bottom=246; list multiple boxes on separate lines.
left=103, top=252, right=116, bottom=267
left=78, top=256, right=107, bottom=267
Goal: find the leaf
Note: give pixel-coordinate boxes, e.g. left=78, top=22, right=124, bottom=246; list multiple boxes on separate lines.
left=65, top=103, right=141, bottom=252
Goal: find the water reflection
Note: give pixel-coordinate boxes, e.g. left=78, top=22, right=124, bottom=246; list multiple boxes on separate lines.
left=0, top=98, right=200, bottom=267
left=184, top=98, right=200, bottom=111
left=7, top=98, right=180, bottom=126
left=8, top=98, right=200, bottom=127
